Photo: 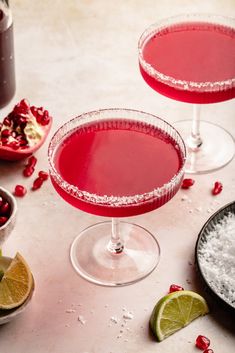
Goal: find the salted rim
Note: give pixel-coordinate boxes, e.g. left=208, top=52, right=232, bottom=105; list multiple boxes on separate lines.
left=138, top=13, right=235, bottom=92
left=195, top=200, right=235, bottom=311
left=48, top=108, right=186, bottom=207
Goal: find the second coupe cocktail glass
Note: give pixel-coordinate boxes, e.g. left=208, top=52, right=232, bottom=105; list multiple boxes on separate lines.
left=139, top=14, right=235, bottom=174
left=48, top=109, right=186, bottom=286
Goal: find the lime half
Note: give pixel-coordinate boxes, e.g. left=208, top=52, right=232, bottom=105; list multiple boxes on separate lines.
left=150, top=290, right=209, bottom=341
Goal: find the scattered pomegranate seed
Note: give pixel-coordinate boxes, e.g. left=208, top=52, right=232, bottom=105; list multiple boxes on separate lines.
left=181, top=178, right=195, bottom=189
left=203, top=349, right=214, bottom=353
left=14, top=185, right=27, bottom=197
left=169, top=284, right=184, bottom=293
left=0, top=196, right=3, bottom=207
left=23, top=165, right=35, bottom=177
left=32, top=177, right=44, bottom=190
left=0, top=216, right=8, bottom=227
left=38, top=170, right=49, bottom=181
left=195, top=335, right=210, bottom=350
left=212, top=181, right=223, bottom=195
left=27, top=155, right=37, bottom=168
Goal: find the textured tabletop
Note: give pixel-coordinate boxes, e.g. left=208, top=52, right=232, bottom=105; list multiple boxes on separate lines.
left=0, top=1, right=235, bottom=352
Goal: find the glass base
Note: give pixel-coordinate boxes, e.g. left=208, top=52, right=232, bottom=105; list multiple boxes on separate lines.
left=70, top=221, right=160, bottom=286
left=174, top=120, right=235, bottom=174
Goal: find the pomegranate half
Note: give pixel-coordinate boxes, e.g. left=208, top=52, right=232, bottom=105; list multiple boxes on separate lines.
left=0, top=99, right=52, bottom=161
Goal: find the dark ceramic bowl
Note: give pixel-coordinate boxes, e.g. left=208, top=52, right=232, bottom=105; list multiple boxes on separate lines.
left=195, top=201, right=235, bottom=314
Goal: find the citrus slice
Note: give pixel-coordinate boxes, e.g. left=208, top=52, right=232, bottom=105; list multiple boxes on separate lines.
left=0, top=252, right=33, bottom=310
left=150, top=290, right=209, bottom=341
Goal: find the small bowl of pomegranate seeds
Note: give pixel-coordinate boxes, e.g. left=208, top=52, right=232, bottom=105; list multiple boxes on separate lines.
left=0, top=187, right=17, bottom=245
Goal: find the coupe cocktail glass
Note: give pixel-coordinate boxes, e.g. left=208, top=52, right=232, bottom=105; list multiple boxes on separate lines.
left=48, top=109, right=186, bottom=286
left=139, top=14, right=235, bottom=174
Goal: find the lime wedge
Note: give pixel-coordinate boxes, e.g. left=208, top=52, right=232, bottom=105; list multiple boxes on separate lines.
left=150, top=290, right=209, bottom=341
left=0, top=252, right=33, bottom=310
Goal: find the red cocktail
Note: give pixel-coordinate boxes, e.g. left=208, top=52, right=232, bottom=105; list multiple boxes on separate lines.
left=49, top=109, right=186, bottom=286
left=139, top=14, right=235, bottom=173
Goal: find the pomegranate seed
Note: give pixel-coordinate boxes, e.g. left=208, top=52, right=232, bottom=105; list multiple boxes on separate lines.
left=40, top=110, right=50, bottom=126
left=3, top=117, right=11, bottom=127
left=38, top=171, right=49, bottom=181
left=13, top=99, right=30, bottom=115
left=1, top=137, right=8, bottom=145
left=169, top=284, right=184, bottom=293
left=30, top=106, right=37, bottom=117
left=0, top=216, right=8, bottom=227
left=212, top=181, right=223, bottom=195
left=0, top=201, right=10, bottom=215
left=181, top=178, right=195, bottom=189
left=19, top=98, right=30, bottom=111
left=35, top=110, right=43, bottom=124
left=1, top=137, right=9, bottom=145
left=8, top=141, right=20, bottom=150
left=195, top=335, right=210, bottom=350
left=23, top=166, right=35, bottom=177
left=14, top=185, right=27, bottom=197
left=203, top=350, right=214, bottom=353
left=19, top=138, right=28, bottom=146
left=0, top=197, right=3, bottom=207
left=27, top=155, right=37, bottom=168
left=18, top=116, right=27, bottom=126
left=32, top=177, right=44, bottom=190
left=1, top=129, right=11, bottom=138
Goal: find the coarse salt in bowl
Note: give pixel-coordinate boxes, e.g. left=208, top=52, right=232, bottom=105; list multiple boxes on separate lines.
left=196, top=201, right=235, bottom=312
left=0, top=187, right=17, bottom=246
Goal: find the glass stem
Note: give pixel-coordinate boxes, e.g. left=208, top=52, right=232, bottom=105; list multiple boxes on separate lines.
left=187, top=104, right=203, bottom=151
left=107, top=218, right=124, bottom=254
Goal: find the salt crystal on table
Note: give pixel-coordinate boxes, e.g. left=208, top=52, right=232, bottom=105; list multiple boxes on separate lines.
left=78, top=315, right=86, bottom=325
left=123, top=311, right=134, bottom=320
left=110, top=316, right=119, bottom=324
left=66, top=309, right=76, bottom=313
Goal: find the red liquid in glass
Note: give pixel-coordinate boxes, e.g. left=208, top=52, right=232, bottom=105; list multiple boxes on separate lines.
left=140, top=22, right=235, bottom=103
left=52, top=119, right=183, bottom=217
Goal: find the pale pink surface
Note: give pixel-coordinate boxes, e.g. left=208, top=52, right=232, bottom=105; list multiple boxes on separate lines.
left=0, top=1, right=234, bottom=353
